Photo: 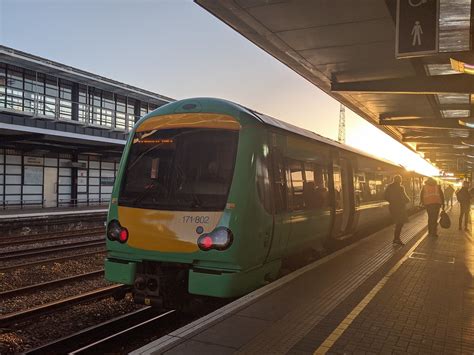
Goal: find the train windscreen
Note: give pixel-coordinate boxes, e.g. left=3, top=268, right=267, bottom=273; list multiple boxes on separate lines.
left=119, top=128, right=238, bottom=211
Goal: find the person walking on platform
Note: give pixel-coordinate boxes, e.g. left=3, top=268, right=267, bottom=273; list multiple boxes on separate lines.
left=420, top=178, right=445, bottom=238
left=384, top=175, right=410, bottom=246
left=444, top=184, right=455, bottom=207
left=456, top=181, right=471, bottom=231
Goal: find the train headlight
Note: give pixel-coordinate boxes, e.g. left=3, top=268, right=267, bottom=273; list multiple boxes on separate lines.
left=197, top=227, right=233, bottom=251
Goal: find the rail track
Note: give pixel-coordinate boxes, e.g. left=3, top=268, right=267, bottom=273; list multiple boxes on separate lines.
left=0, top=238, right=105, bottom=262
left=0, top=284, right=128, bottom=328
left=24, top=308, right=177, bottom=354
left=1, top=269, right=104, bottom=298
left=0, top=227, right=105, bottom=247
left=0, top=250, right=106, bottom=273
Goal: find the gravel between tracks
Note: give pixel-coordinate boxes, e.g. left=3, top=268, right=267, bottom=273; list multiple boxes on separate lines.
left=1, top=234, right=104, bottom=253
left=0, top=253, right=106, bottom=291
left=1, top=275, right=110, bottom=313
left=0, top=294, right=142, bottom=354
left=0, top=246, right=105, bottom=270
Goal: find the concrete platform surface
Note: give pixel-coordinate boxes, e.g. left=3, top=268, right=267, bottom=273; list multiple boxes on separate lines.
left=0, top=205, right=107, bottom=219
left=131, top=206, right=472, bottom=354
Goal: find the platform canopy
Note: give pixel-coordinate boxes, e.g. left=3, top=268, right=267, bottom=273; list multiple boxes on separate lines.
left=196, top=0, right=474, bottom=175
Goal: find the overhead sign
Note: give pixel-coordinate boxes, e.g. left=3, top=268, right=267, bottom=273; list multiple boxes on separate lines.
left=396, top=0, right=439, bottom=58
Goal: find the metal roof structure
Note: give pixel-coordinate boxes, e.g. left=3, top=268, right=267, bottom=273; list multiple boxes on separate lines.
left=196, top=0, right=474, bottom=175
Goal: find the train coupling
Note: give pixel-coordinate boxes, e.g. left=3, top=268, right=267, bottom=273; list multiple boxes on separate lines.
left=133, top=293, right=163, bottom=308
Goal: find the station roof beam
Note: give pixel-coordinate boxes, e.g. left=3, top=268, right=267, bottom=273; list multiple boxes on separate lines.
left=332, top=75, right=474, bottom=95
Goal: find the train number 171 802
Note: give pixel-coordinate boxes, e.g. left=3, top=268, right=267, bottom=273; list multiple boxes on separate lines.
left=182, top=216, right=210, bottom=224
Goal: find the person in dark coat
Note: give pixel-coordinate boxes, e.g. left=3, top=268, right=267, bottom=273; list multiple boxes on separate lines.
left=420, top=177, right=445, bottom=238
left=444, top=185, right=455, bottom=207
left=384, top=175, right=410, bottom=245
left=456, top=181, right=471, bottom=231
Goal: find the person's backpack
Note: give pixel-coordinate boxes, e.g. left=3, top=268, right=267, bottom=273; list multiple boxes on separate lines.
left=439, top=210, right=451, bottom=229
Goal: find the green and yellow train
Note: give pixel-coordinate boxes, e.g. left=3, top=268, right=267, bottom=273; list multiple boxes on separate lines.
left=105, top=97, right=425, bottom=307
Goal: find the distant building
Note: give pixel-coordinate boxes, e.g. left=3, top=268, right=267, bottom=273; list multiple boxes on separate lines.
left=0, top=45, right=174, bottom=209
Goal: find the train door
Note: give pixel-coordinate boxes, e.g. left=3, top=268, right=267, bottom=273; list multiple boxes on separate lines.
left=332, top=158, right=354, bottom=237
left=265, top=142, right=291, bottom=261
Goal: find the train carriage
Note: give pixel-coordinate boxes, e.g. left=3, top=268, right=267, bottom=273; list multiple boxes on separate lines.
left=105, top=97, right=424, bottom=307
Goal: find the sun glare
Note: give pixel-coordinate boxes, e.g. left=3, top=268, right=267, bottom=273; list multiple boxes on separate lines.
left=346, top=111, right=439, bottom=177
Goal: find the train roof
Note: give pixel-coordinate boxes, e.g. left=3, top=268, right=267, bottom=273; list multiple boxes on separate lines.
left=238, top=104, right=417, bottom=173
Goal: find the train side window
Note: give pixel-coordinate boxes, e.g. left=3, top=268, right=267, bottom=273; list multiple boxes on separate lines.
left=303, top=162, right=329, bottom=210
left=288, top=160, right=304, bottom=210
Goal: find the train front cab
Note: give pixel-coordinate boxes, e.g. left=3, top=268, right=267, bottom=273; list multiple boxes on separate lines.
left=105, top=100, right=285, bottom=306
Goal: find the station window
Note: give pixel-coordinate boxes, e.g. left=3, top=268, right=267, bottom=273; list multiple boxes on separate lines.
left=127, top=98, right=136, bottom=129
left=140, top=102, right=148, bottom=117
left=7, top=70, right=23, bottom=90
left=0, top=64, right=164, bottom=130
left=59, top=80, right=72, bottom=120
left=0, top=65, right=5, bottom=108
left=78, top=85, right=89, bottom=123
left=102, top=91, right=114, bottom=127
left=115, top=95, right=126, bottom=130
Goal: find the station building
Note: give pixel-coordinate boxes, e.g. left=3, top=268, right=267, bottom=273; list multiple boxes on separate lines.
left=0, top=45, right=173, bottom=209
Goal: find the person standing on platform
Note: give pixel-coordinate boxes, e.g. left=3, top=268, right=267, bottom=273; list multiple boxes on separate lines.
left=420, top=178, right=445, bottom=238
left=444, top=184, right=455, bottom=207
left=456, top=181, right=471, bottom=231
left=384, top=175, right=410, bottom=246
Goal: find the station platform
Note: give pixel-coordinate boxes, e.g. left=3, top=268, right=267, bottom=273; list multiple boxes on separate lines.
left=0, top=205, right=107, bottom=220
left=133, top=205, right=473, bottom=354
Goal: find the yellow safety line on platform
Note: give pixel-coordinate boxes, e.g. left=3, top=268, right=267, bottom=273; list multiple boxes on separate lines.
left=313, top=232, right=428, bottom=355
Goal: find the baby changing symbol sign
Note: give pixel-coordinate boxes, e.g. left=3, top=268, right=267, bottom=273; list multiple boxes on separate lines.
left=411, top=21, right=423, bottom=46
left=396, top=0, right=438, bottom=58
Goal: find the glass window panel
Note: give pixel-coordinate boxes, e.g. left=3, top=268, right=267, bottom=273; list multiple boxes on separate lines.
left=116, top=95, right=126, bottom=112
left=34, top=74, right=45, bottom=94
left=59, top=82, right=72, bottom=100
left=7, top=70, right=23, bottom=89
left=6, top=96, right=23, bottom=111
left=0, top=66, right=5, bottom=87
left=24, top=72, right=37, bottom=92
left=127, top=98, right=135, bottom=113
left=6, top=88, right=23, bottom=98
left=24, top=99, right=35, bottom=113
left=116, top=112, right=125, bottom=128
left=45, top=77, right=58, bottom=97
left=127, top=115, right=135, bottom=129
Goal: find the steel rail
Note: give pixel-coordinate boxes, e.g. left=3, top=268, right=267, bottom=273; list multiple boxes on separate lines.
left=1, top=215, right=106, bottom=238
left=0, top=228, right=104, bottom=247
left=0, top=239, right=105, bottom=261
left=0, top=284, right=128, bottom=327
left=0, top=250, right=106, bottom=273
left=24, top=308, right=176, bottom=354
left=0, top=269, right=104, bottom=298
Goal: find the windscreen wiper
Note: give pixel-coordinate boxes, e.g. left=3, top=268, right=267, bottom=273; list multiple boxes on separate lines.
left=131, top=181, right=165, bottom=205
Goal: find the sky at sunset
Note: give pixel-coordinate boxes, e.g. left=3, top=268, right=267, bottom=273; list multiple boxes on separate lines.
left=0, top=0, right=439, bottom=176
